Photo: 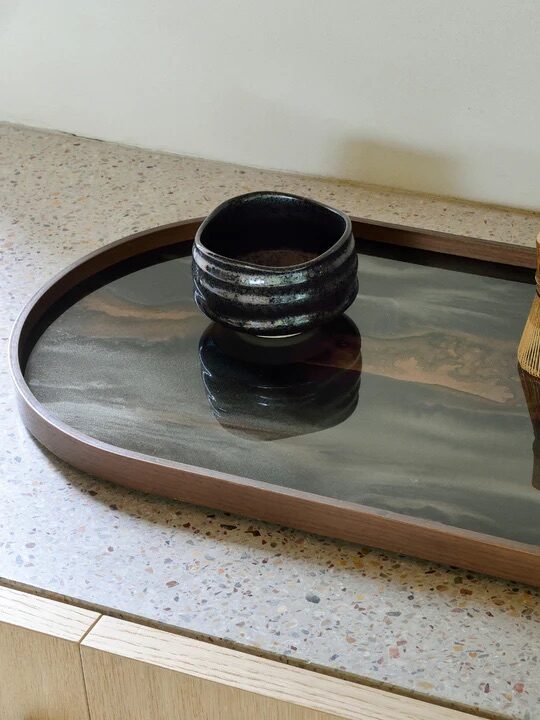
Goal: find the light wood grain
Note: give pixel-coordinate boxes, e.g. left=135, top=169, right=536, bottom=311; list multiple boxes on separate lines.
left=0, top=586, right=99, bottom=720
left=0, top=584, right=99, bottom=640
left=82, top=616, right=480, bottom=720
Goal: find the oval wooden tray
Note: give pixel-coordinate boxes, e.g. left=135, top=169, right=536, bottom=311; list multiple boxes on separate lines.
left=9, top=216, right=540, bottom=586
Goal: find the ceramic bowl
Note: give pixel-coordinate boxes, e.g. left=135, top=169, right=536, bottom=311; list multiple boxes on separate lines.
left=192, top=191, right=357, bottom=336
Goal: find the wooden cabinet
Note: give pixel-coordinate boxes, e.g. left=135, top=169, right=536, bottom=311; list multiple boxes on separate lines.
left=0, top=586, right=98, bottom=720
left=0, top=586, right=479, bottom=720
left=80, top=616, right=478, bottom=720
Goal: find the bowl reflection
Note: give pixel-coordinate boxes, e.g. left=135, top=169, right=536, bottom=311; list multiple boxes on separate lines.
left=199, top=316, right=362, bottom=441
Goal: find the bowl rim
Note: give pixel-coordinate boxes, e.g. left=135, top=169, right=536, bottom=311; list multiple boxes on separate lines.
left=193, top=191, right=353, bottom=273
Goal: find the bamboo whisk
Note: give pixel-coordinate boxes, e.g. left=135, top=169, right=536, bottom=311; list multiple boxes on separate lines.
left=518, top=233, right=540, bottom=377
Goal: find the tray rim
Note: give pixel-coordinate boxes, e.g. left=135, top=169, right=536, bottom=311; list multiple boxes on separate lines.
left=9, top=216, right=540, bottom=587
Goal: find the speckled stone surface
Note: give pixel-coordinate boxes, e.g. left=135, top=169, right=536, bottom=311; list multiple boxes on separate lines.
left=1, top=123, right=539, bottom=720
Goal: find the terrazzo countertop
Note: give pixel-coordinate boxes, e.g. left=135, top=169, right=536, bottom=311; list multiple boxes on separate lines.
left=1, top=123, right=539, bottom=720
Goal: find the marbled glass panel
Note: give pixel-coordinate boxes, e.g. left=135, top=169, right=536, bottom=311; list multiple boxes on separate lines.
left=25, top=243, right=540, bottom=546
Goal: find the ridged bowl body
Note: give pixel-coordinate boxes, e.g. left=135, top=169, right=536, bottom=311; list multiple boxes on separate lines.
left=192, top=191, right=357, bottom=336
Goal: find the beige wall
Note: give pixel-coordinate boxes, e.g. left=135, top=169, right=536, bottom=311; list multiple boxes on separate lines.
left=1, top=0, right=539, bottom=209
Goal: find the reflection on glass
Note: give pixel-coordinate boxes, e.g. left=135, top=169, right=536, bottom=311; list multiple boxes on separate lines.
left=25, top=250, right=540, bottom=545
left=519, top=368, right=540, bottom=491
left=199, top=316, right=362, bottom=440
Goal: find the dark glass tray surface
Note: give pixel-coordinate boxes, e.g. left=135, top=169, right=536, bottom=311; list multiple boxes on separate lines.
left=24, top=241, right=540, bottom=546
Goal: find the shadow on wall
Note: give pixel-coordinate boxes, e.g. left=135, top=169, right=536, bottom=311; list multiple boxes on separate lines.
left=336, top=139, right=460, bottom=196
left=207, top=90, right=461, bottom=199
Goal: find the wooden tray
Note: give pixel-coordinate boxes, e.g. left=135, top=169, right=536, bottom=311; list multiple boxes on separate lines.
left=10, top=217, right=540, bottom=587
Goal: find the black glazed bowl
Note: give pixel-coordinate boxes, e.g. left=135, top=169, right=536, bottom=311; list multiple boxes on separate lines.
left=192, top=191, right=358, bottom=336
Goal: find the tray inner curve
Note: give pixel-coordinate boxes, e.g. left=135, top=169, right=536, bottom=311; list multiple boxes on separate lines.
left=23, top=236, right=540, bottom=547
